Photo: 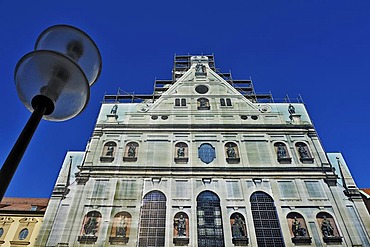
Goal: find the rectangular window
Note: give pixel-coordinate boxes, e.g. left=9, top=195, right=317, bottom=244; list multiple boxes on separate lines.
left=245, top=141, right=272, bottom=165
left=92, top=180, right=108, bottom=198
left=174, top=180, right=190, bottom=198
left=226, top=181, right=242, bottom=198
left=305, top=181, right=326, bottom=198
left=115, top=180, right=137, bottom=199
left=278, top=181, right=299, bottom=199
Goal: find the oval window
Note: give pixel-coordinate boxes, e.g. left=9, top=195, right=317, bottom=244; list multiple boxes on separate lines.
left=195, top=85, right=209, bottom=94
left=19, top=228, right=29, bottom=240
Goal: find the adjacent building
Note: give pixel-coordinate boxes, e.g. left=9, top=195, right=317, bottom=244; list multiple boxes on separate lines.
left=360, top=189, right=370, bottom=215
left=36, top=55, right=370, bottom=246
left=0, top=197, right=49, bottom=246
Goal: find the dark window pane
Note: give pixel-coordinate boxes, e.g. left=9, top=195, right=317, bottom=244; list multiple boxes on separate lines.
left=251, top=192, right=285, bottom=247
left=138, top=191, right=166, bottom=247
left=197, top=191, right=225, bottom=247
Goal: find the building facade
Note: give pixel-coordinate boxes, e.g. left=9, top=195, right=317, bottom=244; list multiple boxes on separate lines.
left=36, top=55, right=370, bottom=246
left=0, top=198, right=49, bottom=246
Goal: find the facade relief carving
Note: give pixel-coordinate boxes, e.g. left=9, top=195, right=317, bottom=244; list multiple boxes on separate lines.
left=317, top=212, right=342, bottom=244
left=225, top=142, right=240, bottom=164
left=296, top=142, right=314, bottom=163
left=230, top=213, right=248, bottom=246
left=123, top=142, right=139, bottom=162
left=173, top=213, right=189, bottom=246
left=175, top=142, right=188, bottom=163
left=275, top=142, right=291, bottom=163
left=287, top=213, right=311, bottom=244
left=109, top=212, right=131, bottom=245
left=78, top=211, right=101, bottom=244
left=100, top=141, right=116, bottom=162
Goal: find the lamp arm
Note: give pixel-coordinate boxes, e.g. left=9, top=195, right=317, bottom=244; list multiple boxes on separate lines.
left=0, top=104, right=46, bottom=201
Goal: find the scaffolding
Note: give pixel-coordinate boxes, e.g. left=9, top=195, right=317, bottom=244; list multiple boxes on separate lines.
left=103, top=54, right=273, bottom=103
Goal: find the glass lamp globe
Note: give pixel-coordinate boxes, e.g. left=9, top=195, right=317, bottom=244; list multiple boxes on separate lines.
left=34, top=24, right=102, bottom=86
left=14, top=50, right=90, bottom=121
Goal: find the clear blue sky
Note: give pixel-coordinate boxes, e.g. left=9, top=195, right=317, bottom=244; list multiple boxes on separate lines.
left=1, top=1, right=370, bottom=198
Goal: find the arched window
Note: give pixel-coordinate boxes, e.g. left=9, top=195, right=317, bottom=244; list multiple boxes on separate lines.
left=109, top=212, right=132, bottom=244
left=175, top=142, right=188, bottom=163
left=220, top=98, right=232, bottom=106
left=250, top=192, right=285, bottom=247
left=287, top=212, right=311, bottom=244
left=197, top=191, right=225, bottom=247
left=181, top=98, right=186, bottom=106
left=173, top=212, right=189, bottom=245
left=78, top=211, right=101, bottom=243
left=138, top=191, right=166, bottom=247
left=225, top=142, right=240, bottom=164
left=175, top=98, right=180, bottom=106
left=197, top=98, right=210, bottom=110
left=230, top=213, right=248, bottom=245
left=123, top=142, right=139, bottom=162
left=295, top=142, right=313, bottom=163
left=316, top=212, right=342, bottom=244
left=274, top=142, right=291, bottom=163
left=100, top=141, right=117, bottom=162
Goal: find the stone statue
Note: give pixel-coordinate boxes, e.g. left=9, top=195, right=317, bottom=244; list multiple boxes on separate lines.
left=199, top=98, right=207, bottom=108
left=174, top=214, right=186, bottom=237
left=106, top=146, right=114, bottom=156
left=116, top=215, right=127, bottom=237
left=277, top=145, right=287, bottom=158
left=227, top=145, right=236, bottom=158
left=321, top=216, right=334, bottom=237
left=288, top=104, right=295, bottom=115
left=232, top=214, right=246, bottom=239
left=177, top=146, right=185, bottom=158
left=84, top=215, right=98, bottom=236
left=128, top=144, right=136, bottom=157
left=110, top=104, right=118, bottom=115
left=292, top=217, right=306, bottom=237
left=195, top=63, right=206, bottom=74
left=298, top=145, right=309, bottom=159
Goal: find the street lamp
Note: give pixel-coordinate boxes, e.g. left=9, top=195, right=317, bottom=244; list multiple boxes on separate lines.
left=0, top=25, right=102, bottom=200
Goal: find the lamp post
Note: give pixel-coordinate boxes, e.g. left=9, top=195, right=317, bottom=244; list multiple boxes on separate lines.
left=0, top=25, right=102, bottom=200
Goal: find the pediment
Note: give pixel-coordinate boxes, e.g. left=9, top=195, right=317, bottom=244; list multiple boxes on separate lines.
left=148, top=57, right=259, bottom=112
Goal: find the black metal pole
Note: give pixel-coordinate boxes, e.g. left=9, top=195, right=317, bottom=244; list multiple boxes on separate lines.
left=0, top=104, right=46, bottom=201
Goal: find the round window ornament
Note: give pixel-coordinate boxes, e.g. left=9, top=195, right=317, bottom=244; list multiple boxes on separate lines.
left=258, top=104, right=272, bottom=113
left=195, top=85, right=209, bottom=94
left=137, top=103, right=149, bottom=112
